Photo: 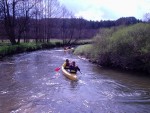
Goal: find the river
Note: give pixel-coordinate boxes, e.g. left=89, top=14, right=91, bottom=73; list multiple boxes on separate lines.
left=0, top=48, right=150, bottom=113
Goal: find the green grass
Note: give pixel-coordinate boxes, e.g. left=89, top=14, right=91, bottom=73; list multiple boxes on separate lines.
left=0, top=42, right=56, bottom=58
left=78, top=39, right=93, bottom=44
left=74, top=44, right=94, bottom=58
left=0, top=39, right=92, bottom=59
left=0, top=43, right=37, bottom=58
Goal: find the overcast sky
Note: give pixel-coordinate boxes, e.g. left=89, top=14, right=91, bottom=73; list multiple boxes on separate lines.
left=58, top=0, right=150, bottom=21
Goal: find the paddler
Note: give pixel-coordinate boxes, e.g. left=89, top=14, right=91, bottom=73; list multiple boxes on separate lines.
left=69, top=61, right=80, bottom=74
left=63, top=59, right=70, bottom=69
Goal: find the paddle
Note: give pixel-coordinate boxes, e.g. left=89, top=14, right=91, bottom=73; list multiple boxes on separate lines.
left=55, top=67, right=60, bottom=72
left=77, top=67, right=82, bottom=74
left=79, top=70, right=82, bottom=74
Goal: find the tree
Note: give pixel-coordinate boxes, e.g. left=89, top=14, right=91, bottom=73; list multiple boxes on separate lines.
left=59, top=5, right=75, bottom=45
left=33, top=0, right=61, bottom=42
left=144, top=13, right=150, bottom=22
left=46, top=0, right=61, bottom=42
left=0, top=0, right=17, bottom=44
left=73, top=18, right=85, bottom=43
left=32, top=0, right=42, bottom=43
left=16, top=0, right=38, bottom=43
left=0, top=0, right=38, bottom=45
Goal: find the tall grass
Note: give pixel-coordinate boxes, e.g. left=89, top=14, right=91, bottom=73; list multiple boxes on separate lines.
left=0, top=42, right=58, bottom=58
left=0, top=43, right=40, bottom=58
left=74, top=44, right=93, bottom=58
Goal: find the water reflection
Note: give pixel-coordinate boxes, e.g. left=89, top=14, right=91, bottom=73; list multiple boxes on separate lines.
left=70, top=81, right=78, bottom=89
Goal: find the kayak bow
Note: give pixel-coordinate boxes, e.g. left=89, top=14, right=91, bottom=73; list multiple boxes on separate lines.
left=61, top=65, right=78, bottom=81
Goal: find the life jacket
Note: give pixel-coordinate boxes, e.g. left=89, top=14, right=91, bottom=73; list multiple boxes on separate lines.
left=70, top=66, right=77, bottom=73
left=63, top=62, right=70, bottom=69
left=70, top=70, right=77, bottom=73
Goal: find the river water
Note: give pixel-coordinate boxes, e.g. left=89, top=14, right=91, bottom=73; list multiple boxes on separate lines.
left=0, top=48, right=150, bottom=113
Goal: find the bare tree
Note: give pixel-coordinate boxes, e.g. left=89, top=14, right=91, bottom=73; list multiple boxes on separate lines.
left=144, top=13, right=150, bottom=22
left=0, top=0, right=17, bottom=44
left=32, top=0, right=43, bottom=43
left=30, top=0, right=62, bottom=43
left=0, top=0, right=77, bottom=45
left=59, top=5, right=72, bottom=45
left=0, top=0, right=38, bottom=45
left=64, top=14, right=76, bottom=45
left=47, top=0, right=60, bottom=42
left=44, top=0, right=62, bottom=42
left=16, top=0, right=38, bottom=43
left=73, top=18, right=85, bottom=43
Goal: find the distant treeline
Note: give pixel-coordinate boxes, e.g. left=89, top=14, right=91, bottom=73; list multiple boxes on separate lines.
left=44, top=16, right=141, bottom=29
left=0, top=17, right=141, bottom=43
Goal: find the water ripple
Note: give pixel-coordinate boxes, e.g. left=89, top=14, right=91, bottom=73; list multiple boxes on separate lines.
left=1, top=49, right=150, bottom=113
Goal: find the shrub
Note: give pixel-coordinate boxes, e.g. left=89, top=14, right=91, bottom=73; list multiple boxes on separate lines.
left=75, top=23, right=150, bottom=73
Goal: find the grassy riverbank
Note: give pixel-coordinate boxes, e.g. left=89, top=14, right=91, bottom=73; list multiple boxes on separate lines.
left=0, top=39, right=92, bottom=59
left=74, top=23, right=150, bottom=74
left=0, top=43, right=55, bottom=59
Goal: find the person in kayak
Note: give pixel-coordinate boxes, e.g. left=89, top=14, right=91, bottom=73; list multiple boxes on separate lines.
left=63, top=59, right=70, bottom=69
left=69, top=61, right=80, bottom=74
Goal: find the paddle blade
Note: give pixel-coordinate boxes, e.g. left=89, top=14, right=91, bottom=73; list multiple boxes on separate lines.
left=55, top=67, right=60, bottom=72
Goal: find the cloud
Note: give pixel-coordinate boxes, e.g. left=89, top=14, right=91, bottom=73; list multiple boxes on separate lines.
left=59, top=0, right=150, bottom=21
left=75, top=9, right=104, bottom=21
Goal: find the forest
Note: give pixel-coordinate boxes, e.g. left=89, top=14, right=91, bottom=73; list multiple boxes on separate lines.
left=0, top=0, right=141, bottom=45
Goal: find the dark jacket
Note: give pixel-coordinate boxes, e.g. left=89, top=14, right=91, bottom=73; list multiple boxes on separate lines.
left=69, top=65, right=80, bottom=73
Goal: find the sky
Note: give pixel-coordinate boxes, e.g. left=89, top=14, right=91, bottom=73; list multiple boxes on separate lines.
left=59, top=0, right=150, bottom=21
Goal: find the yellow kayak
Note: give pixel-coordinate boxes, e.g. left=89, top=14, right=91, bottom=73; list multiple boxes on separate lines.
left=61, top=65, right=78, bottom=81
left=64, top=48, right=74, bottom=52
